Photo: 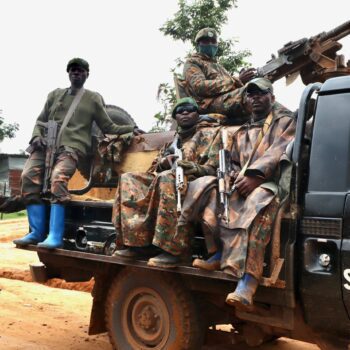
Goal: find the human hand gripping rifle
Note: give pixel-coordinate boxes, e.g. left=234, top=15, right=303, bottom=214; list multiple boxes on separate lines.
left=36, top=120, right=59, bottom=195
left=217, top=129, right=233, bottom=224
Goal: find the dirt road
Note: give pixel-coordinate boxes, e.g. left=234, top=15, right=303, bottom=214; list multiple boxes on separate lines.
left=0, top=218, right=318, bottom=350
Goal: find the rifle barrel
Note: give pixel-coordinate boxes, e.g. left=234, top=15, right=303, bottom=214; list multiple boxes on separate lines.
left=321, top=20, right=350, bottom=42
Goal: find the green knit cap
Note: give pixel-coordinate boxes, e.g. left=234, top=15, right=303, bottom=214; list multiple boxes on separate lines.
left=66, top=58, right=89, bottom=72
left=171, top=97, right=199, bottom=119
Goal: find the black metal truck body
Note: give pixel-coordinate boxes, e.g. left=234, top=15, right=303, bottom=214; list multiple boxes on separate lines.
left=19, top=76, right=350, bottom=349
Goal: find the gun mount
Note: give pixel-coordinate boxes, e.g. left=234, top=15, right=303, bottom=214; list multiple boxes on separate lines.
left=257, top=20, right=350, bottom=85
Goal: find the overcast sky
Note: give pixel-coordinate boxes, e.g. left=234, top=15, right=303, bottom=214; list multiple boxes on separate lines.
left=0, top=0, right=349, bottom=153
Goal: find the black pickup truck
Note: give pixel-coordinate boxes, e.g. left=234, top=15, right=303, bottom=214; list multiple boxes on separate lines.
left=17, top=76, right=350, bottom=350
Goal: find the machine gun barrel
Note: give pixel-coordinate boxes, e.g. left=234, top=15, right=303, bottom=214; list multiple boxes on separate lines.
left=257, top=20, right=350, bottom=85
left=320, top=20, right=350, bottom=42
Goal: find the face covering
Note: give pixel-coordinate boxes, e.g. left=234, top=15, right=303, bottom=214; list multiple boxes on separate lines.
left=198, top=44, right=218, bottom=58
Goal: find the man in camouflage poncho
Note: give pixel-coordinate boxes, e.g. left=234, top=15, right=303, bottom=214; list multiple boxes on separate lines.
left=183, top=27, right=256, bottom=121
left=14, top=58, right=143, bottom=250
left=179, top=78, right=296, bottom=309
left=113, top=97, right=221, bottom=268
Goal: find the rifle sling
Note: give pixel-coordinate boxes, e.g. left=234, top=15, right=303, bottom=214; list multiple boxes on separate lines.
left=240, top=111, right=274, bottom=176
left=56, top=88, right=85, bottom=146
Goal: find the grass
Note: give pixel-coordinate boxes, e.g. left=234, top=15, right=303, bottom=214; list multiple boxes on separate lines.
left=1, top=210, right=27, bottom=220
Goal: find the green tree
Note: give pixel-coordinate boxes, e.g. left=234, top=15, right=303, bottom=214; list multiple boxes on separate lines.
left=151, top=0, right=251, bottom=131
left=0, top=111, right=19, bottom=143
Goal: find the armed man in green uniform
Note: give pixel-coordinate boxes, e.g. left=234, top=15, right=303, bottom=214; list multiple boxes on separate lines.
left=14, top=58, right=143, bottom=249
left=113, top=97, right=222, bottom=267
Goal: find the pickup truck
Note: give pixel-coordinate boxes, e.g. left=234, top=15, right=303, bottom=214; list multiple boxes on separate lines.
left=17, top=76, right=350, bottom=350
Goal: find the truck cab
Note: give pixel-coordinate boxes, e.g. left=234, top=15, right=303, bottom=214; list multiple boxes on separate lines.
left=17, top=76, right=350, bottom=349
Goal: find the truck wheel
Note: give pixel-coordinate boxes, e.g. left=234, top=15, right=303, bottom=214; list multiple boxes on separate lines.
left=78, top=105, right=136, bottom=180
left=105, top=267, right=203, bottom=350
left=92, top=104, right=136, bottom=139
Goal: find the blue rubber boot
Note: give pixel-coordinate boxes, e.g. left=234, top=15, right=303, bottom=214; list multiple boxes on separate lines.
left=13, top=204, right=47, bottom=246
left=37, top=204, right=65, bottom=249
left=225, top=273, right=259, bottom=310
left=192, top=251, right=222, bottom=271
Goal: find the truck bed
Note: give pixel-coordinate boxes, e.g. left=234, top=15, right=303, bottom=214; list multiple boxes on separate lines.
left=18, top=244, right=236, bottom=282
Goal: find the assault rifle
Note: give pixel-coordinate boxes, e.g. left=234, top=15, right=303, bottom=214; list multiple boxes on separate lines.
left=217, top=129, right=231, bottom=223
left=173, top=136, right=186, bottom=213
left=36, top=120, right=59, bottom=194
left=256, top=20, right=350, bottom=85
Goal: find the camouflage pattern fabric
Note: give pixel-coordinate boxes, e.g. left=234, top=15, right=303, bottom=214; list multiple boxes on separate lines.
left=183, top=53, right=245, bottom=116
left=245, top=197, right=280, bottom=279
left=112, top=121, right=221, bottom=255
left=221, top=197, right=280, bottom=279
left=222, top=107, right=295, bottom=231
left=178, top=175, right=218, bottom=253
left=179, top=105, right=296, bottom=278
left=21, top=148, right=82, bottom=205
left=183, top=54, right=292, bottom=124
left=98, top=132, right=134, bottom=163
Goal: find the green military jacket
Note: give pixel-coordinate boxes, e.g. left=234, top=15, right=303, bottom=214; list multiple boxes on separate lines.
left=31, top=88, right=134, bottom=155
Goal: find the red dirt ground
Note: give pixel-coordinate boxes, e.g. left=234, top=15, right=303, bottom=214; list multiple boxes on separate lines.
left=0, top=218, right=318, bottom=349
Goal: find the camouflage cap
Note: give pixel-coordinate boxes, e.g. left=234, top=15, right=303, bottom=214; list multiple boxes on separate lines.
left=245, top=77, right=273, bottom=94
left=195, top=28, right=218, bottom=43
left=66, top=58, right=89, bottom=72
left=171, top=97, right=199, bottom=119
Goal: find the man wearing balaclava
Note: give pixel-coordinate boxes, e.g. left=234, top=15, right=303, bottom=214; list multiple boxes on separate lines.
left=183, top=28, right=256, bottom=123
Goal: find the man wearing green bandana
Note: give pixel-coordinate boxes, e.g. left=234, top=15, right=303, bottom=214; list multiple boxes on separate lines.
left=183, top=28, right=256, bottom=122
left=112, top=97, right=222, bottom=268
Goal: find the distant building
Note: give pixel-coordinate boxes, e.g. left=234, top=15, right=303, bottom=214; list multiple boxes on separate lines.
left=0, top=153, right=28, bottom=196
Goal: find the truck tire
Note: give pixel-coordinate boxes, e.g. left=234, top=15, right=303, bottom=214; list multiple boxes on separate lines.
left=78, top=105, right=136, bottom=180
left=92, top=104, right=136, bottom=139
left=105, top=267, right=203, bottom=350
left=105, top=104, right=136, bottom=126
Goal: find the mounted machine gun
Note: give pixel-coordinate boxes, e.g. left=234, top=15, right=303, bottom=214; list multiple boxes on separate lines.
left=257, top=20, right=350, bottom=85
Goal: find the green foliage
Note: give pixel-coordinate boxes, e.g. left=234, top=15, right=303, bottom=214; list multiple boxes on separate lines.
left=150, top=83, right=177, bottom=132
left=153, top=0, right=251, bottom=131
left=1, top=210, right=27, bottom=220
left=0, top=115, right=19, bottom=142
left=217, top=38, right=251, bottom=73
left=160, top=0, right=237, bottom=44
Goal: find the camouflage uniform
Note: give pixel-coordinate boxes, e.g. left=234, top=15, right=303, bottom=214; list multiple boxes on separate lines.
left=22, top=88, right=134, bottom=205
left=183, top=53, right=292, bottom=124
left=179, top=103, right=296, bottom=279
left=21, top=148, right=82, bottom=204
left=183, top=53, right=245, bottom=117
left=113, top=120, right=221, bottom=256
